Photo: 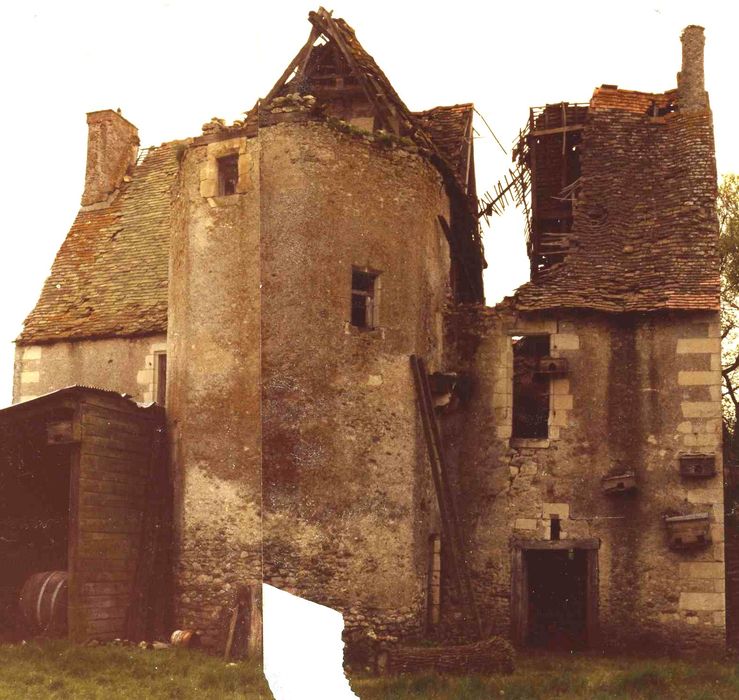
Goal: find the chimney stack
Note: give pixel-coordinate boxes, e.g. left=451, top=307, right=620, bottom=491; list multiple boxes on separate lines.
left=677, top=25, right=709, bottom=112
left=81, top=110, right=139, bottom=207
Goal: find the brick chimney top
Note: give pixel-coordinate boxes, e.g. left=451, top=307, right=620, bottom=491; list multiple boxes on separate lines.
left=81, top=109, right=139, bottom=207
left=677, top=25, right=709, bottom=112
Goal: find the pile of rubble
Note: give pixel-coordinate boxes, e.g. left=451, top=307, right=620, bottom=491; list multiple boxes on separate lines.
left=264, top=93, right=317, bottom=114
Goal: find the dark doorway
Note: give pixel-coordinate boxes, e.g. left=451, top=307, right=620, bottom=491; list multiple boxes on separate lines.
left=525, top=549, right=587, bottom=650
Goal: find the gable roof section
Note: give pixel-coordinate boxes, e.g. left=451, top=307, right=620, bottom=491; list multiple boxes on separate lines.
left=18, top=142, right=181, bottom=344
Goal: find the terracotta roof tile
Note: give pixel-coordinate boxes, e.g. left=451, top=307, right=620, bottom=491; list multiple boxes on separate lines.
left=513, top=103, right=719, bottom=313
left=413, top=104, right=473, bottom=187
left=590, top=86, right=677, bottom=114
left=18, top=142, right=182, bottom=343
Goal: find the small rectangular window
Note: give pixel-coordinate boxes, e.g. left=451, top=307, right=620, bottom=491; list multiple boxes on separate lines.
left=512, top=335, right=550, bottom=438
left=217, top=154, right=239, bottom=196
left=351, top=268, right=379, bottom=329
left=154, top=352, right=167, bottom=406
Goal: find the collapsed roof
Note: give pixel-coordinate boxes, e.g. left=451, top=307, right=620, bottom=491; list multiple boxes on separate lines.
left=18, top=8, right=484, bottom=345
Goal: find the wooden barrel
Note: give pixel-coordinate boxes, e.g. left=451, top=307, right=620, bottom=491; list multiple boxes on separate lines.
left=18, top=571, right=68, bottom=636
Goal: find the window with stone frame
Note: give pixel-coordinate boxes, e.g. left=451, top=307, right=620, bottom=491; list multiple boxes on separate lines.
left=217, top=154, right=239, bottom=196
left=350, top=268, right=380, bottom=329
left=511, top=335, right=550, bottom=439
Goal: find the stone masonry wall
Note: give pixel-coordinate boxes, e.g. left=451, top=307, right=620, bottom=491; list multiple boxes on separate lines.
left=259, top=121, right=449, bottom=643
left=167, top=134, right=262, bottom=647
left=444, top=307, right=724, bottom=654
left=13, top=334, right=167, bottom=405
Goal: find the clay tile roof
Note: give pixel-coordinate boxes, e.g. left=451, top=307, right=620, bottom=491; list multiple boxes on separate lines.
left=590, top=85, right=677, bottom=114
left=18, top=142, right=183, bottom=344
left=413, top=104, right=473, bottom=186
left=513, top=101, right=719, bottom=313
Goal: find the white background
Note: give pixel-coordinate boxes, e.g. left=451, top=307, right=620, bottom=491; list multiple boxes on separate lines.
left=1, top=3, right=738, bottom=696
left=1, top=1, right=738, bottom=405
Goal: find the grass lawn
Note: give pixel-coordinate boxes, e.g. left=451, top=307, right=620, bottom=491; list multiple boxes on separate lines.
left=1, top=642, right=739, bottom=699
left=0, top=641, right=272, bottom=699
left=353, top=652, right=739, bottom=699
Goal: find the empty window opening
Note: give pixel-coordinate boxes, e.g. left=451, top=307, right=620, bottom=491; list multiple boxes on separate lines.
left=154, top=352, right=167, bottom=406
left=550, top=516, right=561, bottom=541
left=512, top=335, right=550, bottom=439
left=351, top=268, right=379, bottom=329
left=525, top=549, right=588, bottom=651
left=217, top=154, right=239, bottom=196
left=427, top=534, right=442, bottom=630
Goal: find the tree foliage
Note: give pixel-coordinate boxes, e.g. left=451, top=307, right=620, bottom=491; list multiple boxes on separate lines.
left=719, top=174, right=739, bottom=433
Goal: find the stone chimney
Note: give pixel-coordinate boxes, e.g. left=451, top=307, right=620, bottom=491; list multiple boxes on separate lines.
left=677, top=25, right=709, bottom=112
left=81, top=109, right=139, bottom=207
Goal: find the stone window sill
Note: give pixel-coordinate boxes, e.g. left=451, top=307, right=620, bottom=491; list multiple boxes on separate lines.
left=510, top=437, right=550, bottom=449
left=207, top=194, right=241, bottom=207
left=345, top=323, right=385, bottom=339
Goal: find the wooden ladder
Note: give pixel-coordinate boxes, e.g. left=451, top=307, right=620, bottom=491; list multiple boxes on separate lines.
left=410, top=354, right=483, bottom=639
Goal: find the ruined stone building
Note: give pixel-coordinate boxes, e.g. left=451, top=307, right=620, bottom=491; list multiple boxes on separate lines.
left=4, top=10, right=727, bottom=655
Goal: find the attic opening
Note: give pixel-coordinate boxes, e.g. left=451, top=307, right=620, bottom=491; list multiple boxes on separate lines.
left=512, top=335, right=550, bottom=439
left=350, top=268, right=380, bottom=329
left=217, top=154, right=239, bottom=196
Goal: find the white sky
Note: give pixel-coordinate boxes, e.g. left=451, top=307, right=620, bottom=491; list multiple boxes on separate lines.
left=1, top=0, right=738, bottom=406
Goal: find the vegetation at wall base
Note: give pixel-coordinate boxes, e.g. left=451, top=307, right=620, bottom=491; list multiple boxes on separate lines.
left=353, top=652, right=739, bottom=699
left=2, top=641, right=738, bottom=699
left=0, top=641, right=272, bottom=700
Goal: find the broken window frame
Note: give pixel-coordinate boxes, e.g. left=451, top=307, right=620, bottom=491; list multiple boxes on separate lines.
left=350, top=267, right=380, bottom=330
left=216, top=154, right=239, bottom=196
left=511, top=334, right=551, bottom=440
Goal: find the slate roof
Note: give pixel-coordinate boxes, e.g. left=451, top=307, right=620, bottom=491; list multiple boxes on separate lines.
left=18, top=142, right=182, bottom=344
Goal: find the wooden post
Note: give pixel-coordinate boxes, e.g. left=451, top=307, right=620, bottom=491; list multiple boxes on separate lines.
left=246, top=583, right=263, bottom=660
left=224, top=583, right=263, bottom=661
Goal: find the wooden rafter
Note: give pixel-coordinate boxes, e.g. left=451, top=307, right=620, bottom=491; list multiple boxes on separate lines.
left=263, top=26, right=321, bottom=104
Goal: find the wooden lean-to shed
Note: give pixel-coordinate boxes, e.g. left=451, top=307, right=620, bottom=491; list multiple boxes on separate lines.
left=0, top=386, right=171, bottom=642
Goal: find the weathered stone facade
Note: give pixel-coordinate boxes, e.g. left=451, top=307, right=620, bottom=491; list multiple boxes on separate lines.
left=444, top=308, right=724, bottom=652
left=259, top=120, right=450, bottom=641
left=9, top=13, right=725, bottom=658
left=13, top=335, right=166, bottom=404
left=166, top=133, right=263, bottom=646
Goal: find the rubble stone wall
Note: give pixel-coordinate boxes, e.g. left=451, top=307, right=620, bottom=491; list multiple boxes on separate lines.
left=167, top=134, right=263, bottom=647
left=444, top=307, right=724, bottom=653
left=259, top=121, right=450, bottom=642
left=12, top=334, right=167, bottom=404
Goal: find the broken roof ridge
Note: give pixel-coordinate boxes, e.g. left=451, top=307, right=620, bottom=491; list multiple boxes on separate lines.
left=414, top=103, right=475, bottom=115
